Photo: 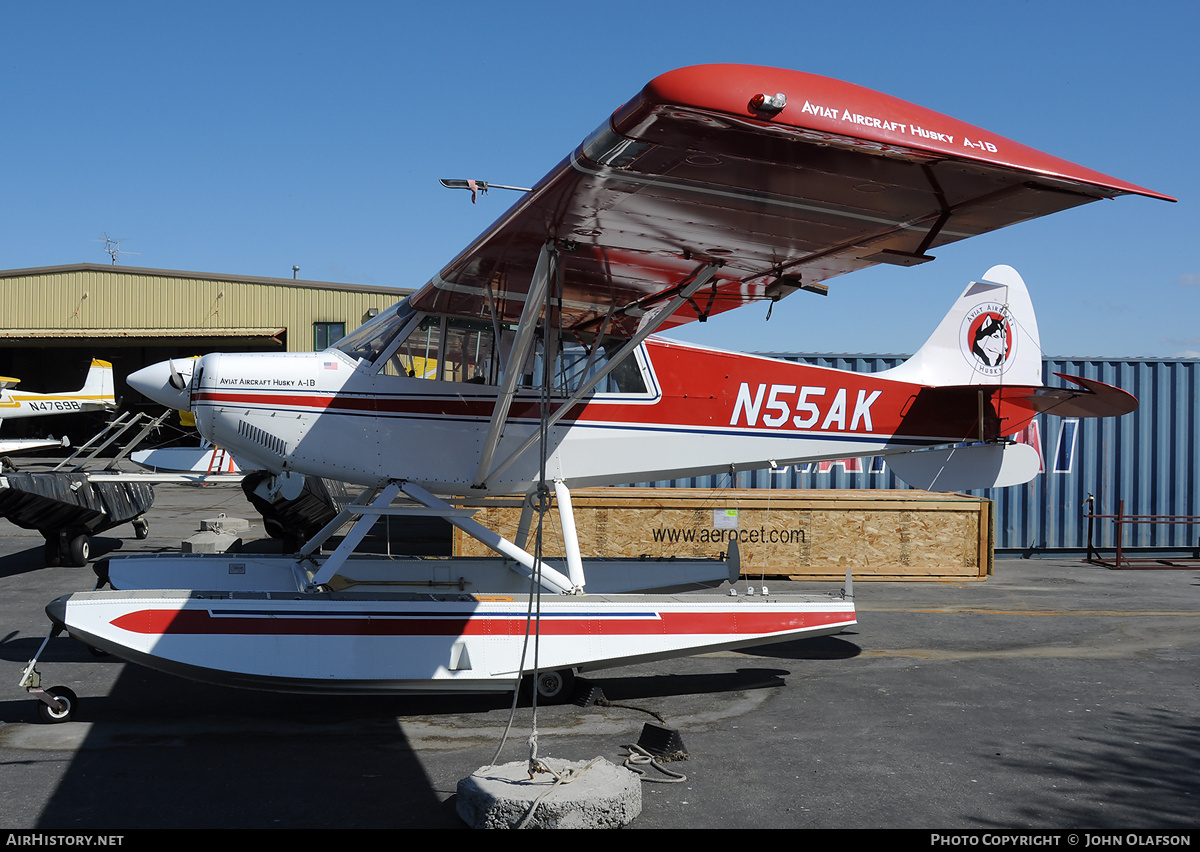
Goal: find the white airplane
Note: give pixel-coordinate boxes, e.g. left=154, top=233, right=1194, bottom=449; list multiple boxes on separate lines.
left=25, top=65, right=1171, bottom=720
left=0, top=359, right=116, bottom=454
left=130, top=443, right=245, bottom=475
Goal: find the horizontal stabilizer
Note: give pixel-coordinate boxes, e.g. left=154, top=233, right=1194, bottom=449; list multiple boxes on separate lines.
left=0, top=436, right=69, bottom=455
left=887, top=442, right=1041, bottom=492
left=1020, top=373, right=1138, bottom=418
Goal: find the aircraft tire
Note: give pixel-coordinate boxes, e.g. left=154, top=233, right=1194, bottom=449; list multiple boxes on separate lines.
left=43, top=539, right=62, bottom=568
left=37, top=686, right=77, bottom=724
left=133, top=518, right=149, bottom=540
left=67, top=535, right=90, bottom=567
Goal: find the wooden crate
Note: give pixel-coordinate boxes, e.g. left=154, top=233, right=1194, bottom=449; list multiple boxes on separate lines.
left=453, top=488, right=992, bottom=581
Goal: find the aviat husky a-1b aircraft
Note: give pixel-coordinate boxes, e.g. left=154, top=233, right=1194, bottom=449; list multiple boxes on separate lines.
left=0, top=359, right=115, bottom=454
left=24, top=65, right=1171, bottom=718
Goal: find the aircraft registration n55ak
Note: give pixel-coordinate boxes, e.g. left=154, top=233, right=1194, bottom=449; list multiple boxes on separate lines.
left=25, top=65, right=1171, bottom=716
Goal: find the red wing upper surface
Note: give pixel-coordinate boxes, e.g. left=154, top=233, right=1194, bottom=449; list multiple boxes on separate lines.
left=410, top=64, right=1171, bottom=339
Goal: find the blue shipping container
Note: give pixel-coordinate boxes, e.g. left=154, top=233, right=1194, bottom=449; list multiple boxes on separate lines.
left=633, top=356, right=1200, bottom=554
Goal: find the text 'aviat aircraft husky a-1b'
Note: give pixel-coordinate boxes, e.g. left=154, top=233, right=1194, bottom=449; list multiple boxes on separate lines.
left=22, top=64, right=1171, bottom=720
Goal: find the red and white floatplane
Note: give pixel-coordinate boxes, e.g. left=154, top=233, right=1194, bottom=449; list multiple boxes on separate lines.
left=22, top=64, right=1170, bottom=720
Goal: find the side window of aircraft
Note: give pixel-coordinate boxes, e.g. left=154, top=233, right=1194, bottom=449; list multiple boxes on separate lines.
left=525, top=333, right=648, bottom=396
left=372, top=312, right=646, bottom=395
left=377, top=316, right=499, bottom=383
left=442, top=319, right=498, bottom=384
left=597, top=339, right=648, bottom=395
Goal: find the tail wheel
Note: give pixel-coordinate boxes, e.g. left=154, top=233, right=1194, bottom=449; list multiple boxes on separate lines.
left=38, top=686, right=78, bottom=724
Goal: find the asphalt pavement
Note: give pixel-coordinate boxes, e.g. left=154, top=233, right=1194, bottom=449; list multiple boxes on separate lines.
left=0, top=479, right=1197, bottom=830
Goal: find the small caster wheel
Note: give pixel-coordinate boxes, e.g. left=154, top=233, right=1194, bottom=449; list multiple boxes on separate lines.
left=531, top=668, right=576, bottom=704
left=38, top=686, right=78, bottom=724
left=133, top=518, right=149, bottom=540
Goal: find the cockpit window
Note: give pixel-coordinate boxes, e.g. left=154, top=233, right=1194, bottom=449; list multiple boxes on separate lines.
left=334, top=300, right=415, bottom=363
left=379, top=316, right=499, bottom=382
left=443, top=318, right=497, bottom=383
left=380, top=316, right=443, bottom=379
left=371, top=311, right=649, bottom=396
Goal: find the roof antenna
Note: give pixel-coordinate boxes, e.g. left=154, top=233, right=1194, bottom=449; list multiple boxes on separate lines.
left=95, top=233, right=139, bottom=265
left=440, top=178, right=532, bottom=204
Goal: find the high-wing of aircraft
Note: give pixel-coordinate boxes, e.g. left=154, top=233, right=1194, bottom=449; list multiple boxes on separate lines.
left=0, top=359, right=116, bottom=454
left=24, top=65, right=1171, bottom=719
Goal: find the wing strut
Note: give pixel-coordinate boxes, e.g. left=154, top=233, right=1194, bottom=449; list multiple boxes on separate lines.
left=471, top=242, right=558, bottom=490
left=477, top=261, right=722, bottom=489
left=399, top=480, right=577, bottom=594
left=554, top=479, right=586, bottom=589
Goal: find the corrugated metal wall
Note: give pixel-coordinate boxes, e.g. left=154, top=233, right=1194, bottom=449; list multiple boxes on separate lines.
left=636, top=356, right=1200, bottom=553
left=0, top=264, right=408, bottom=352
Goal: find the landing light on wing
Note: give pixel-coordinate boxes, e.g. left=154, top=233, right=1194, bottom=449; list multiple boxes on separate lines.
left=749, top=92, right=787, bottom=113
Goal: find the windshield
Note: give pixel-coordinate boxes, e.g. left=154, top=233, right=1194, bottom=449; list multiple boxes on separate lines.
left=333, top=299, right=415, bottom=363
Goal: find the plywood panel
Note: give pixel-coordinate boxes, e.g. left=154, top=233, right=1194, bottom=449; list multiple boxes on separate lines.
left=453, top=488, right=992, bottom=581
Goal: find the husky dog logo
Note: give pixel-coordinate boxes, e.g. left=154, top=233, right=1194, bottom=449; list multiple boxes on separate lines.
left=960, top=302, right=1014, bottom=376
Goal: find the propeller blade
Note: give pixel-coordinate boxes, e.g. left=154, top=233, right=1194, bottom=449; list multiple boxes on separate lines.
left=167, top=359, right=187, bottom=391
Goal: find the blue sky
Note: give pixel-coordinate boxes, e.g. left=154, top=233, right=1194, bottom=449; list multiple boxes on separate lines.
left=2, top=1, right=1195, bottom=358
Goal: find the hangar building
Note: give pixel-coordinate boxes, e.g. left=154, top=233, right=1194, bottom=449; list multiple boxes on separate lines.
left=0, top=263, right=410, bottom=438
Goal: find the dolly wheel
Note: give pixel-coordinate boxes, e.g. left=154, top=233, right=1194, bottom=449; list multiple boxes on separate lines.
left=533, top=668, right=576, bottom=704
left=38, top=686, right=78, bottom=724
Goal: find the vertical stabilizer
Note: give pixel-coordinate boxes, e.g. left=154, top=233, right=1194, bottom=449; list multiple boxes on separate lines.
left=80, top=359, right=117, bottom=409
left=878, top=265, right=1043, bottom=387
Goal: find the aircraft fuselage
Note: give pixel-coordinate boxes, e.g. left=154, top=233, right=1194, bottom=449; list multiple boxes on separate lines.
left=155, top=334, right=1033, bottom=496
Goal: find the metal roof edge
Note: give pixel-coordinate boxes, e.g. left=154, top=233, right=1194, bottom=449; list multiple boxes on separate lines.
left=0, top=262, right=410, bottom=297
